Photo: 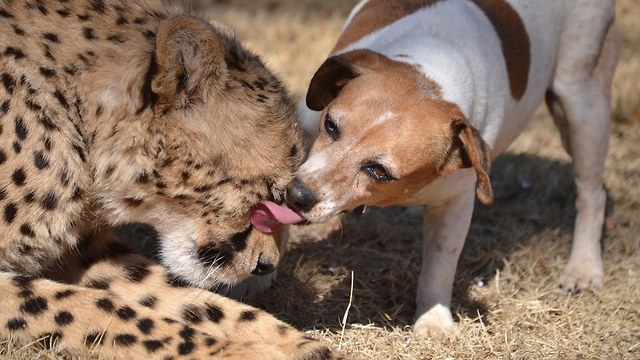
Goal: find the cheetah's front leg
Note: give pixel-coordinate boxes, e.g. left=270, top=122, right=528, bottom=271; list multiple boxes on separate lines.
left=76, top=251, right=344, bottom=360
left=0, top=272, right=301, bottom=359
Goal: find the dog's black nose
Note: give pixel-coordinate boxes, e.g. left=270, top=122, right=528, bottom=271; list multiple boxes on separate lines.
left=252, top=254, right=275, bottom=276
left=286, top=177, right=317, bottom=212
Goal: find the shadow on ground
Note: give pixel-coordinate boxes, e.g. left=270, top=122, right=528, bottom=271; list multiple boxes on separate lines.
left=257, top=152, right=612, bottom=331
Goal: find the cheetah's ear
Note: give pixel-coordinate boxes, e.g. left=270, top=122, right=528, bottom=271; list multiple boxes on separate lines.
left=151, top=15, right=227, bottom=109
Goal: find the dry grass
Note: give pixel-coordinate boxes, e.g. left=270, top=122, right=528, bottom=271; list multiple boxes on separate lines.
left=3, top=0, right=639, bottom=359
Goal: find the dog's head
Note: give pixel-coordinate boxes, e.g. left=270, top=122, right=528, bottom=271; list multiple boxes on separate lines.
left=287, top=50, right=493, bottom=222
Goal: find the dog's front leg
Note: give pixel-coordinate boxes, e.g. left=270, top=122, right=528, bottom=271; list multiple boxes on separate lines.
left=413, top=188, right=475, bottom=340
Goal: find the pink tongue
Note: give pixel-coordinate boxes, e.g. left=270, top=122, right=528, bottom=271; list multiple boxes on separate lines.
left=250, top=200, right=305, bottom=233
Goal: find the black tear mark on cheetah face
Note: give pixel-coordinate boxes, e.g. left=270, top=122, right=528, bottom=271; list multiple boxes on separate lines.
left=92, top=16, right=305, bottom=289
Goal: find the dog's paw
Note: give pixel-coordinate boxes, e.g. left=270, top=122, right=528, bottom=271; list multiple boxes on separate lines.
left=560, top=259, right=604, bottom=294
left=412, top=304, right=460, bottom=340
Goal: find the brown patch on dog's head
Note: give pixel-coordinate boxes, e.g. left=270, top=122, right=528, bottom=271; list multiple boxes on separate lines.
left=89, top=15, right=304, bottom=289
left=291, top=50, right=492, bottom=222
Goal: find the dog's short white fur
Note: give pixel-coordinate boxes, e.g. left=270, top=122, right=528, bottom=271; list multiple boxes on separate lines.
left=289, top=0, right=618, bottom=339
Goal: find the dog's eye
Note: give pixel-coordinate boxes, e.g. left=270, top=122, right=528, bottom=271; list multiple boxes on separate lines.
left=324, top=115, right=339, bottom=141
left=363, top=163, right=393, bottom=182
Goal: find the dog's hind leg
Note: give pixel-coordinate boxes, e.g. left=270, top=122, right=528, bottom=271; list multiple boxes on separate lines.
left=545, top=4, right=618, bottom=292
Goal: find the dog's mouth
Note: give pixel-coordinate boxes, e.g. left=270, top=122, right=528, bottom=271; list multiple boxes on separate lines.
left=281, top=201, right=368, bottom=224
left=250, top=200, right=306, bottom=233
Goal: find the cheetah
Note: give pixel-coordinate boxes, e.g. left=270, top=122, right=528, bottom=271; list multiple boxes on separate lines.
left=0, top=0, right=342, bottom=358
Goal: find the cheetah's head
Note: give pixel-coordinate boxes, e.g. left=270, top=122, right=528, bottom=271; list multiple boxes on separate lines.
left=88, top=15, right=305, bottom=296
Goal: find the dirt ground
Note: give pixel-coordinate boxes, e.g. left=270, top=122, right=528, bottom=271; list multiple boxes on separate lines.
left=2, top=0, right=638, bottom=359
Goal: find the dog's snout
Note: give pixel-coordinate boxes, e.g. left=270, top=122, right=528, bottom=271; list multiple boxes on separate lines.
left=287, top=177, right=317, bottom=212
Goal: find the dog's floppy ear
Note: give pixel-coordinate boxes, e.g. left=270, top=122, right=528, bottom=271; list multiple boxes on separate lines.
left=151, top=15, right=227, bottom=111
left=306, top=54, right=359, bottom=111
left=448, top=118, right=494, bottom=205
left=307, top=49, right=384, bottom=111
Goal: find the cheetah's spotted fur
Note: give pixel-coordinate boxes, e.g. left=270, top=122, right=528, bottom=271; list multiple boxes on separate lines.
left=0, top=0, right=341, bottom=358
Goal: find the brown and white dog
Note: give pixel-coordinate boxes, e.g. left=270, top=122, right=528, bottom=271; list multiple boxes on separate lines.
left=287, top=0, right=618, bottom=339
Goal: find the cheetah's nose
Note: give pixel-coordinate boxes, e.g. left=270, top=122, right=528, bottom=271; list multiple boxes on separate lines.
left=251, top=254, right=275, bottom=276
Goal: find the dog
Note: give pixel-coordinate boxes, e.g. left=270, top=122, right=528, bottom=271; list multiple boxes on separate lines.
left=286, top=0, right=619, bottom=339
